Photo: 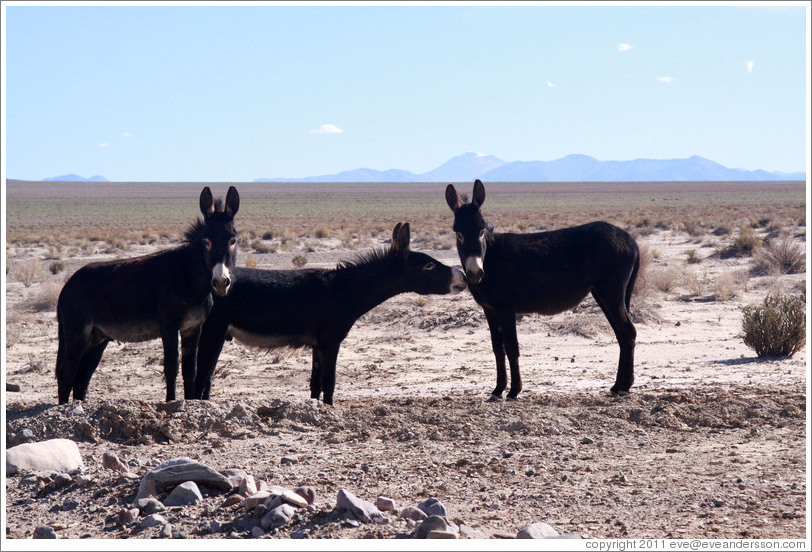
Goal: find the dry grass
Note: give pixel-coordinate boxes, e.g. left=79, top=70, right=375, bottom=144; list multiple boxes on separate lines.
left=741, top=293, right=806, bottom=358
left=751, top=236, right=806, bottom=276
left=29, top=280, right=62, bottom=313
left=13, top=258, right=41, bottom=287
left=649, top=266, right=682, bottom=293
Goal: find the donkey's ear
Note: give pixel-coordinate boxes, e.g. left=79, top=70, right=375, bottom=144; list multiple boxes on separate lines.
left=199, top=187, right=216, bottom=217
left=392, top=222, right=411, bottom=255
left=224, top=186, right=240, bottom=217
left=445, top=184, right=462, bottom=212
left=472, top=179, right=486, bottom=208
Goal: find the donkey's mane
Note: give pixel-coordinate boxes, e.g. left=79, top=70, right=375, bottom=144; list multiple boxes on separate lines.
left=335, top=246, right=396, bottom=271
left=182, top=199, right=226, bottom=244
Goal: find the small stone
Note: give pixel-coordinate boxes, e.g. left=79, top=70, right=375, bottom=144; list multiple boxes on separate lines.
left=376, top=496, right=396, bottom=512
left=400, top=506, right=427, bottom=521
left=251, top=526, right=265, bottom=538
left=525, top=469, right=536, bottom=477
left=6, top=439, right=84, bottom=475
left=239, top=475, right=257, bottom=497
left=580, top=436, right=594, bottom=445
left=294, top=485, right=316, bottom=505
left=243, top=491, right=271, bottom=510
left=117, top=508, right=139, bottom=526
left=492, top=532, right=517, bottom=539
left=209, top=520, right=224, bottom=534
left=6, top=382, right=21, bottom=392
left=280, top=455, right=298, bottom=466
left=336, top=488, right=388, bottom=524
left=140, top=514, right=167, bottom=529
left=160, top=523, right=173, bottom=538
left=459, top=525, right=488, bottom=539
left=75, top=475, right=93, bottom=487
left=231, top=514, right=260, bottom=533
left=417, top=497, right=447, bottom=517
left=53, top=473, right=73, bottom=489
left=427, top=530, right=458, bottom=539
left=666, top=448, right=679, bottom=454
left=221, top=494, right=244, bottom=508
left=415, top=515, right=449, bottom=539
left=501, top=450, right=513, bottom=458
left=135, top=497, right=166, bottom=515
left=164, top=481, right=203, bottom=506
left=517, top=522, right=560, bottom=539
left=32, top=525, right=57, bottom=539
left=279, top=488, right=308, bottom=508
left=102, top=452, right=132, bottom=474
left=69, top=404, right=85, bottom=417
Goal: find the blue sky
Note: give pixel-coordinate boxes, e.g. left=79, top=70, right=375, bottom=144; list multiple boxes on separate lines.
left=3, top=2, right=809, bottom=181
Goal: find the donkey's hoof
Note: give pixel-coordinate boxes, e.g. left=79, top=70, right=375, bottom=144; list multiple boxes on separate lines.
left=506, top=395, right=519, bottom=402
left=610, top=388, right=631, bottom=398
left=487, top=394, right=503, bottom=402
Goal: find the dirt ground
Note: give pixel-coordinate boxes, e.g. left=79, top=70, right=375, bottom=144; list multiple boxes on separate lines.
left=3, top=227, right=808, bottom=542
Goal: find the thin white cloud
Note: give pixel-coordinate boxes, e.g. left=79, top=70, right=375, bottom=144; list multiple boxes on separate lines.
left=746, top=60, right=754, bottom=73
left=99, top=142, right=110, bottom=148
left=618, top=43, right=634, bottom=52
left=122, top=132, right=133, bottom=137
left=546, top=80, right=555, bottom=88
left=656, top=76, right=674, bottom=83
left=310, top=123, right=344, bottom=134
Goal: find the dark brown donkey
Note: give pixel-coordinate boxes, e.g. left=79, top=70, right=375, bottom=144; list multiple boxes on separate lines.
left=446, top=180, right=640, bottom=401
left=55, top=186, right=240, bottom=403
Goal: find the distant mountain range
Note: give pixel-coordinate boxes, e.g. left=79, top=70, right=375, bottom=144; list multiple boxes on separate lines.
left=255, top=153, right=805, bottom=183
left=42, top=173, right=109, bottom=182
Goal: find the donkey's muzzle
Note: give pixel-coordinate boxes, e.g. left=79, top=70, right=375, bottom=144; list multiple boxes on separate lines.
left=464, top=255, right=484, bottom=284
left=211, top=263, right=232, bottom=296
left=450, top=267, right=467, bottom=293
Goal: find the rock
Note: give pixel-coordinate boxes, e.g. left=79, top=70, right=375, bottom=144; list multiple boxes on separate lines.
left=279, top=488, right=308, bottom=508
left=6, top=439, right=84, bottom=476
left=140, top=514, right=167, bottom=529
left=221, top=494, right=244, bottom=508
left=33, top=525, right=57, bottom=539
left=117, top=508, right=139, bottom=526
left=336, top=488, right=388, bottom=524
left=376, top=496, right=396, bottom=512
left=501, top=449, right=513, bottom=458
left=239, top=475, right=257, bottom=497
left=260, top=503, right=296, bottom=530
left=517, top=522, right=559, bottom=539
left=231, top=514, right=260, bottom=533
left=137, top=458, right=231, bottom=500
left=135, top=497, right=166, bottom=515
left=400, top=506, right=427, bottom=521
left=415, top=515, right=449, bottom=539
left=427, top=530, right=458, bottom=539
left=251, top=526, right=265, bottom=538
left=549, top=534, right=583, bottom=539
left=69, top=404, right=85, bottom=417
left=160, top=523, right=173, bottom=538
left=244, top=491, right=271, bottom=510
left=417, top=497, right=448, bottom=517
left=164, top=481, right=203, bottom=506
left=581, top=436, right=594, bottom=445
left=102, top=452, right=133, bottom=475
left=6, top=382, right=21, bottom=392
left=280, top=455, right=298, bottom=465
left=294, top=485, right=316, bottom=505
left=53, top=473, right=73, bottom=489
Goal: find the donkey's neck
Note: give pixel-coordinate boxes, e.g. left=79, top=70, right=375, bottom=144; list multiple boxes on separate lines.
left=332, top=253, right=405, bottom=320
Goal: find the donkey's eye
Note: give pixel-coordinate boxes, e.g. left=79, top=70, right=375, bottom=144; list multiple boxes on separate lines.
left=456, top=232, right=464, bottom=243
left=423, top=262, right=436, bottom=271
left=203, top=238, right=212, bottom=250
left=228, top=237, right=237, bottom=247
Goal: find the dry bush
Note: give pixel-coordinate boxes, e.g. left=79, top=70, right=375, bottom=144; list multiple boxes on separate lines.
left=648, top=266, right=681, bottom=293
left=741, top=293, right=806, bottom=357
left=30, top=281, right=62, bottom=313
left=751, top=237, right=805, bottom=276
left=251, top=239, right=276, bottom=254
left=718, top=227, right=763, bottom=259
left=712, top=271, right=749, bottom=301
left=291, top=254, right=308, bottom=268
left=314, top=227, right=330, bottom=239
left=632, top=242, right=653, bottom=298
left=682, top=270, right=708, bottom=298
left=14, top=258, right=41, bottom=287
left=244, top=253, right=258, bottom=269
left=685, top=249, right=702, bottom=264
left=49, top=261, right=65, bottom=275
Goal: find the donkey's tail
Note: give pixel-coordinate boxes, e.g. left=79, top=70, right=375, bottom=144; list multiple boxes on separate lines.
left=625, top=244, right=641, bottom=313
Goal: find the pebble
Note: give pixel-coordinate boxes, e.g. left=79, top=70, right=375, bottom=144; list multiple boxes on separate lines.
left=336, top=488, right=388, bottom=524
left=135, top=497, right=166, bottom=515
left=244, top=491, right=271, bottom=510
left=32, top=525, right=57, bottom=539
left=6, top=382, right=21, bottom=392
left=251, top=526, right=265, bottom=538
left=117, top=508, right=140, bottom=526
left=102, top=452, right=133, bottom=475
left=239, top=475, right=257, bottom=497
left=459, top=525, right=488, bottom=539
left=501, top=449, right=513, bottom=458
left=69, top=404, right=85, bottom=417
left=294, top=485, right=316, bottom=505
left=280, top=455, right=298, bottom=466
left=525, top=469, right=536, bottom=476
left=160, top=523, right=173, bottom=538
left=260, top=503, right=296, bottom=530
left=279, top=489, right=308, bottom=508
left=140, top=514, right=167, bottom=529
left=376, top=496, right=396, bottom=512
left=164, top=481, right=203, bottom=506
left=427, top=530, right=458, bottom=539
left=221, top=494, right=245, bottom=508
left=6, top=439, right=85, bottom=475
left=517, top=522, right=559, bottom=539
left=53, top=473, right=73, bottom=489
left=581, top=436, right=595, bottom=445
left=417, top=497, right=447, bottom=517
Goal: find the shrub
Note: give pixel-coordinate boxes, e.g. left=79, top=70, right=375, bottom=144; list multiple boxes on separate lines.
left=244, top=253, right=258, bottom=269
left=262, top=231, right=274, bottom=240
left=314, top=227, right=330, bottom=239
left=741, top=294, right=806, bottom=357
left=31, top=281, right=62, bottom=312
left=649, top=267, right=681, bottom=293
left=49, top=261, right=65, bottom=275
left=15, top=258, right=41, bottom=287
left=292, top=254, right=308, bottom=268
left=751, top=237, right=805, bottom=276
left=685, top=249, right=701, bottom=264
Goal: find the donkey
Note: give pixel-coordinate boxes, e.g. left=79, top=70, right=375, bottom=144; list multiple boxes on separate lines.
left=55, top=186, right=240, bottom=404
left=194, top=222, right=467, bottom=405
left=445, top=180, right=640, bottom=401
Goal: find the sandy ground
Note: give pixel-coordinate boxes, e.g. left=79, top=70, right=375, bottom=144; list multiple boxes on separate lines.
left=3, top=228, right=808, bottom=542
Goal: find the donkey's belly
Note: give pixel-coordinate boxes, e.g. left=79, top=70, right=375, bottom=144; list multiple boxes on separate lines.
left=227, top=326, right=317, bottom=349
left=95, top=321, right=161, bottom=343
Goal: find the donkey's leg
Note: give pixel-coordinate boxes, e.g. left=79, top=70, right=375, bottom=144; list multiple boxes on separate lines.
left=310, top=346, right=323, bottom=400
left=57, top=332, right=88, bottom=404
left=484, top=309, right=507, bottom=401
left=159, top=321, right=181, bottom=402
left=180, top=326, right=202, bottom=401
left=498, top=311, right=523, bottom=400
left=592, top=288, right=636, bottom=395
left=318, top=342, right=342, bottom=406
left=195, top=316, right=229, bottom=400
left=72, top=339, right=109, bottom=401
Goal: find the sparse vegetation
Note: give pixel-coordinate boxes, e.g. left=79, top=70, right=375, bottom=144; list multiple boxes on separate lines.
left=14, top=258, right=41, bottom=287
left=244, top=253, right=258, bottom=269
left=751, top=236, right=806, bottom=276
left=292, top=254, right=308, bottom=268
left=30, top=281, right=62, bottom=312
left=741, top=293, right=806, bottom=358
left=649, top=267, right=681, bottom=293
left=719, top=227, right=763, bottom=258
left=49, top=261, right=65, bottom=275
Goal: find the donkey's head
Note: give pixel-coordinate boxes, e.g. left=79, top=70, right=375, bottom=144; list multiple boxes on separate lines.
left=197, top=186, right=240, bottom=296
left=445, top=179, right=493, bottom=285
left=389, top=222, right=467, bottom=295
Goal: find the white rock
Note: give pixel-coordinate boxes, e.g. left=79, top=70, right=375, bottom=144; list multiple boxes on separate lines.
left=6, top=439, right=84, bottom=476
left=164, top=481, right=203, bottom=506
left=517, top=522, right=559, bottom=539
